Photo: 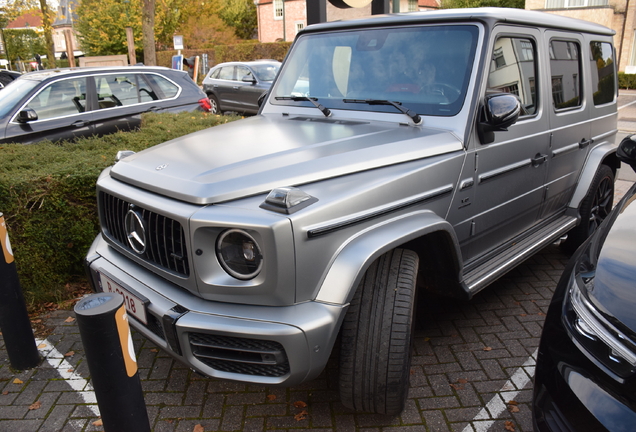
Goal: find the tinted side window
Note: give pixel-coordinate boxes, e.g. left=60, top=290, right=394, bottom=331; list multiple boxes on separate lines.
left=145, top=74, right=179, bottom=99
left=549, top=40, right=582, bottom=110
left=25, top=77, right=87, bottom=120
left=219, top=67, right=234, bottom=80
left=137, top=75, right=159, bottom=103
left=487, top=37, right=537, bottom=115
left=95, top=75, right=139, bottom=108
left=590, top=41, right=615, bottom=106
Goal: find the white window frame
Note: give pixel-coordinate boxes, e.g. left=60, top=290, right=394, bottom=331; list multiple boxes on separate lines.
left=295, top=21, right=304, bottom=35
left=274, top=0, right=283, bottom=20
left=545, top=0, right=608, bottom=8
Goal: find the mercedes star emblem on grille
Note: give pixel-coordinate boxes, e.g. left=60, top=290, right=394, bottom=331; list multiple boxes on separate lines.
left=156, top=164, right=168, bottom=170
left=125, top=209, right=146, bottom=254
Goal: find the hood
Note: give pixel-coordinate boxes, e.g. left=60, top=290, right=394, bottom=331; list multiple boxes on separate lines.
left=589, top=185, right=636, bottom=331
left=109, top=114, right=463, bottom=204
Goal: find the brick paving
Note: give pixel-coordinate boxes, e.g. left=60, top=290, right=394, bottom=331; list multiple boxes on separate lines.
left=1, top=94, right=636, bottom=432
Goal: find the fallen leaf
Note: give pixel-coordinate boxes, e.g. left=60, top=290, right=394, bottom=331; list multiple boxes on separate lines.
left=520, top=314, right=527, bottom=317
left=266, top=394, right=277, bottom=401
left=538, top=312, right=546, bottom=316
left=505, top=420, right=516, bottom=431
left=508, top=405, right=520, bottom=413
left=508, top=400, right=519, bottom=405
left=37, top=344, right=47, bottom=349
left=64, top=351, right=75, bottom=357
left=293, top=400, right=307, bottom=408
left=67, top=369, right=74, bottom=373
left=483, top=347, right=492, bottom=351
left=193, top=424, right=205, bottom=432
left=64, top=317, right=75, bottom=323
left=150, top=349, right=159, bottom=353
left=2, top=391, right=8, bottom=395
left=29, top=401, right=42, bottom=410
left=457, top=378, right=468, bottom=384
left=13, top=378, right=23, bottom=384
left=294, top=409, right=308, bottom=421
left=32, top=319, right=42, bottom=323
left=450, top=383, right=464, bottom=390
left=423, top=337, right=431, bottom=342
left=92, top=419, right=103, bottom=426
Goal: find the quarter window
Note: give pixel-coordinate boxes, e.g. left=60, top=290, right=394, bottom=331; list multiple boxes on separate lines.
left=25, top=77, right=87, bottom=120
left=488, top=37, right=538, bottom=115
left=549, top=40, right=582, bottom=109
left=590, top=41, right=616, bottom=105
left=145, top=74, right=179, bottom=99
left=95, top=74, right=139, bottom=108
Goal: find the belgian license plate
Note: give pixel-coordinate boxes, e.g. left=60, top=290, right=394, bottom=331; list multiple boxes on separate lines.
left=99, top=273, right=148, bottom=325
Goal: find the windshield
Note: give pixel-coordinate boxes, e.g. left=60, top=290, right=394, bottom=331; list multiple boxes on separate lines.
left=252, top=63, right=280, bottom=81
left=272, top=25, right=479, bottom=117
left=0, top=78, right=39, bottom=118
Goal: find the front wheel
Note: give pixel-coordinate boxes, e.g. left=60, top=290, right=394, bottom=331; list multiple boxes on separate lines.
left=564, top=164, right=614, bottom=253
left=339, top=248, right=419, bottom=415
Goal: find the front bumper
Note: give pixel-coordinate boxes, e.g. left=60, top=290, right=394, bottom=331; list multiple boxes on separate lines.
left=85, top=235, right=346, bottom=387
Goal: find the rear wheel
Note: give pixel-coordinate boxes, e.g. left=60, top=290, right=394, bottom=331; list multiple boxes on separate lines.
left=339, top=248, right=419, bottom=415
left=564, top=164, right=614, bottom=253
left=209, top=94, right=221, bottom=114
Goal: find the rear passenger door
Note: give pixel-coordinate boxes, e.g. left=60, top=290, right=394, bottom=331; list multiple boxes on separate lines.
left=541, top=33, right=592, bottom=219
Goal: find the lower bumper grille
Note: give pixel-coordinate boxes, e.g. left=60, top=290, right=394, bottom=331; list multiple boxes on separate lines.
left=189, top=333, right=290, bottom=377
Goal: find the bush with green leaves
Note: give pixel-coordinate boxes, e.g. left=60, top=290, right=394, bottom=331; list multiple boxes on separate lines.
left=0, top=112, right=240, bottom=307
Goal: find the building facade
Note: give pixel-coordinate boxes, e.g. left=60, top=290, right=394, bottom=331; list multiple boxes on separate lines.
left=254, top=0, right=439, bottom=43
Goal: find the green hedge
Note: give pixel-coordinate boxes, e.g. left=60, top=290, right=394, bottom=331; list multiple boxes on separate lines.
left=0, top=112, right=241, bottom=307
left=618, top=72, right=636, bottom=90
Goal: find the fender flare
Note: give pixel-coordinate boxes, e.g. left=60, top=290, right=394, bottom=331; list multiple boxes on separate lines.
left=569, top=141, right=618, bottom=210
left=314, top=210, right=462, bottom=306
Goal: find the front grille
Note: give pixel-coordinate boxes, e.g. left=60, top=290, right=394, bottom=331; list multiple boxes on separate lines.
left=189, top=333, right=290, bottom=377
left=99, top=192, right=190, bottom=277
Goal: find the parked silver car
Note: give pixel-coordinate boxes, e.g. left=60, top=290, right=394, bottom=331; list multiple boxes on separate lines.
left=202, top=60, right=280, bottom=115
left=86, top=8, right=619, bottom=415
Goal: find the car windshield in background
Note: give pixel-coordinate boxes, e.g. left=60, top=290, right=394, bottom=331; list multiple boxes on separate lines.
left=0, top=79, right=39, bottom=118
left=252, top=63, right=280, bottom=81
left=272, top=25, right=479, bottom=117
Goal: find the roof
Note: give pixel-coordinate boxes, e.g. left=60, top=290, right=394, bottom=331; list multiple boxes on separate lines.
left=300, top=7, right=615, bottom=36
left=7, top=12, right=43, bottom=29
left=19, top=66, right=182, bottom=82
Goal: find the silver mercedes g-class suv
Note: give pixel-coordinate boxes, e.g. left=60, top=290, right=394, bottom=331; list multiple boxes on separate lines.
left=85, top=8, right=619, bottom=415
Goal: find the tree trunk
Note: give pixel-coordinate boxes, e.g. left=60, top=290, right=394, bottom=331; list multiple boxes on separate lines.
left=142, top=0, right=156, bottom=66
left=39, top=0, right=56, bottom=69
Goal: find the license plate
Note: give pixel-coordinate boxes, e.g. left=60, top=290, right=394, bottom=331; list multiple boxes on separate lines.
left=99, top=273, right=148, bottom=325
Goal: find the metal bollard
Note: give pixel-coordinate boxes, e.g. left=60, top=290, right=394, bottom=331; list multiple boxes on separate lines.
left=0, top=213, right=40, bottom=370
left=74, top=293, right=150, bottom=432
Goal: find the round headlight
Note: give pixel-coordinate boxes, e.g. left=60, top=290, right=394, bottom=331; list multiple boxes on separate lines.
left=216, top=229, right=263, bottom=280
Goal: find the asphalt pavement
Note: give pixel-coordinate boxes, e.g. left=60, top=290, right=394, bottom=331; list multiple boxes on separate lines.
left=1, top=93, right=636, bottom=432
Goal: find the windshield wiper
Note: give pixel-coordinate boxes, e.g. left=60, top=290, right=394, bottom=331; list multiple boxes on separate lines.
left=343, top=99, right=422, bottom=125
left=275, top=96, right=331, bottom=117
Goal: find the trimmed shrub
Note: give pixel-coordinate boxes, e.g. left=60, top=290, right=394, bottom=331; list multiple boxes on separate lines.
left=0, top=112, right=241, bottom=307
left=618, top=72, right=636, bottom=90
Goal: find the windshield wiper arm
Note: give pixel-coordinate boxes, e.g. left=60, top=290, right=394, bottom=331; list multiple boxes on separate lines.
left=343, top=99, right=422, bottom=125
left=275, top=96, right=331, bottom=117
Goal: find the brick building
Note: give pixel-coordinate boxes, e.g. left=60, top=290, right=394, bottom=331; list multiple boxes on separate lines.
left=526, top=0, right=636, bottom=72
left=254, top=0, right=439, bottom=43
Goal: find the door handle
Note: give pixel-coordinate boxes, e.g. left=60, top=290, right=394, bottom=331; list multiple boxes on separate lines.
left=72, top=120, right=88, bottom=128
left=579, top=138, right=593, bottom=149
left=146, top=106, right=161, bottom=113
left=531, top=153, right=547, bottom=167
left=233, top=86, right=239, bottom=90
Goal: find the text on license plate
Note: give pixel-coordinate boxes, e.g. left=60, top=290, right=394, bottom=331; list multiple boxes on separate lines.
left=99, top=273, right=148, bottom=325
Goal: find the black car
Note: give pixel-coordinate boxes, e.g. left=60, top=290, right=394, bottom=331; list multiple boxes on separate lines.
left=0, top=70, right=21, bottom=89
left=202, top=60, right=280, bottom=115
left=533, top=136, right=636, bottom=432
left=0, top=66, right=211, bottom=144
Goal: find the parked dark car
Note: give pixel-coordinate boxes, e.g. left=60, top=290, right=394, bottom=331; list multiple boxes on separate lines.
left=202, top=60, right=280, bottom=115
left=0, top=66, right=211, bottom=144
left=0, top=70, right=21, bottom=89
left=533, top=136, right=636, bottom=432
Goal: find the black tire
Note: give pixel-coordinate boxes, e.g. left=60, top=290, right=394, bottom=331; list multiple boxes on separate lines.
left=339, top=248, right=419, bottom=415
left=564, top=164, right=614, bottom=253
left=209, top=94, right=221, bottom=114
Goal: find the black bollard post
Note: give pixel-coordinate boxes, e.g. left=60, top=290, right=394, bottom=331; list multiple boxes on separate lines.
left=74, top=293, right=150, bottom=432
left=0, top=213, right=40, bottom=370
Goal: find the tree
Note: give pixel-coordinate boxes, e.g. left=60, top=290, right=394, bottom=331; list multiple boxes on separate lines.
left=142, top=0, right=156, bottom=65
left=440, top=0, right=524, bottom=9
left=218, top=0, right=257, bottom=39
left=75, top=0, right=143, bottom=56
left=3, top=28, right=46, bottom=63
left=37, top=0, right=55, bottom=68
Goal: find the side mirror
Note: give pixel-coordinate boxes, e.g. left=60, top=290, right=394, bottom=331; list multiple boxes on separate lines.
left=242, top=75, right=257, bottom=84
left=617, top=135, right=636, bottom=173
left=477, top=93, right=521, bottom=144
left=16, top=108, right=38, bottom=123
